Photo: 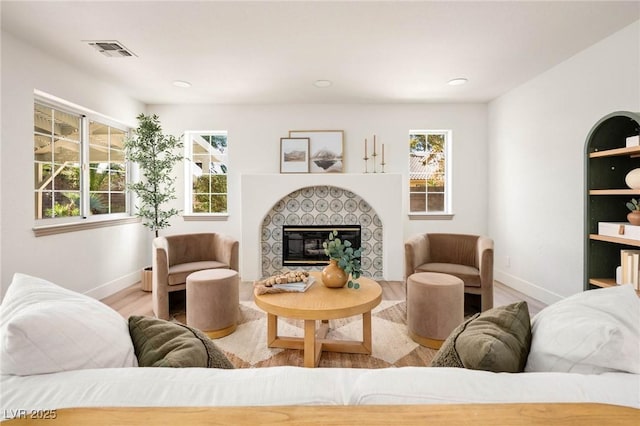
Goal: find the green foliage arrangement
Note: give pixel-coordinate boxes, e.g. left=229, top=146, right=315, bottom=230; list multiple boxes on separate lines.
left=626, top=198, right=640, bottom=212
left=323, top=230, right=363, bottom=289
left=124, top=114, right=183, bottom=237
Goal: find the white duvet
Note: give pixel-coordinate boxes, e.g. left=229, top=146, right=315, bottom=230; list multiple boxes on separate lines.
left=1, top=366, right=638, bottom=419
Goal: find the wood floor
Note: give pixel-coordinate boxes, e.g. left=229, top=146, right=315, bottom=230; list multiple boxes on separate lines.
left=101, top=279, right=547, bottom=320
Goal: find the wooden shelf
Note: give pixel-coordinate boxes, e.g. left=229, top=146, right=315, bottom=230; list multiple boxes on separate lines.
left=589, top=234, right=640, bottom=247
left=589, top=189, right=640, bottom=195
left=589, top=278, right=640, bottom=296
left=589, top=145, right=640, bottom=158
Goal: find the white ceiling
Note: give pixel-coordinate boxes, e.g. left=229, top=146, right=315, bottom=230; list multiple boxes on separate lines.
left=2, top=1, right=639, bottom=105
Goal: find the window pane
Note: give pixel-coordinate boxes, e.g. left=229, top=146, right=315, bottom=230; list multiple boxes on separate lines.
left=410, top=180, right=426, bottom=193
left=427, top=194, right=445, bottom=212
left=410, top=193, right=426, bottom=212
left=210, top=195, right=227, bottom=213
left=193, top=194, right=210, bottom=213
left=50, top=192, right=81, bottom=217
left=34, top=104, right=53, bottom=135
left=110, top=171, right=126, bottom=191
left=54, top=164, right=80, bottom=190
left=211, top=174, right=227, bottom=193
left=111, top=128, right=126, bottom=150
left=53, top=138, right=81, bottom=162
left=89, top=144, right=109, bottom=162
left=110, top=148, right=125, bottom=162
left=90, top=166, right=110, bottom=191
left=193, top=175, right=211, bottom=192
left=110, top=193, right=126, bottom=213
left=34, top=163, right=53, bottom=190
left=89, top=192, right=109, bottom=214
left=53, top=110, right=80, bottom=142
left=35, top=191, right=53, bottom=218
left=89, top=121, right=109, bottom=147
left=34, top=135, right=52, bottom=162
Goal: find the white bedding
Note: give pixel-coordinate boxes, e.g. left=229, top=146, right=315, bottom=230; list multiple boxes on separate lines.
left=2, top=366, right=638, bottom=419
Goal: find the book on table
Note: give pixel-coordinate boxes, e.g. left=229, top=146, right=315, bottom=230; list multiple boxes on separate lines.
left=273, top=276, right=316, bottom=292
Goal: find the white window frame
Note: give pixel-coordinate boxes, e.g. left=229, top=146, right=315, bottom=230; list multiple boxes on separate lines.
left=183, top=130, right=229, bottom=220
left=32, top=92, right=135, bottom=236
left=408, top=129, right=453, bottom=219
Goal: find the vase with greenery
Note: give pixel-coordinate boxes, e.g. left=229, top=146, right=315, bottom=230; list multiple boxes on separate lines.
left=125, top=113, right=183, bottom=238
left=626, top=198, right=640, bottom=225
left=322, top=230, right=363, bottom=289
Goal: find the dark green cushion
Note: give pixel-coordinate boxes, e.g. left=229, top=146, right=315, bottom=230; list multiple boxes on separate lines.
left=128, top=316, right=234, bottom=369
left=431, top=301, right=532, bottom=373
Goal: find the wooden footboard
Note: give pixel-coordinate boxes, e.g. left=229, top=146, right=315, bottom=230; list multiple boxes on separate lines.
left=3, top=403, right=638, bottom=425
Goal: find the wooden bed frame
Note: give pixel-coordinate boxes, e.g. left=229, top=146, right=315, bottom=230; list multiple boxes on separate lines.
left=4, top=403, right=638, bottom=425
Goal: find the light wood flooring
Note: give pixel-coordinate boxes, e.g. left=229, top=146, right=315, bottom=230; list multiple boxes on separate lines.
left=102, top=280, right=546, bottom=320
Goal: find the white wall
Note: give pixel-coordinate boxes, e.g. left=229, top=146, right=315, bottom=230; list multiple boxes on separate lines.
left=149, top=103, right=489, bottom=280
left=0, top=32, right=148, bottom=298
left=488, top=21, right=640, bottom=304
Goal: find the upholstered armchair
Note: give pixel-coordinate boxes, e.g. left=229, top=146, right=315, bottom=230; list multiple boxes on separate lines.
left=404, top=233, right=494, bottom=312
left=152, top=233, right=239, bottom=320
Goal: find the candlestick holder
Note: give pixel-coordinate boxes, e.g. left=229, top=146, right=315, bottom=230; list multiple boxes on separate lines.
left=363, top=156, right=370, bottom=173
left=371, top=152, right=378, bottom=173
left=380, top=160, right=386, bottom=173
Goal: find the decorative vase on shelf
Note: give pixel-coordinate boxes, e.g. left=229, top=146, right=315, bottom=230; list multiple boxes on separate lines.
left=628, top=211, right=640, bottom=226
left=321, top=259, right=348, bottom=288
left=625, top=168, right=640, bottom=189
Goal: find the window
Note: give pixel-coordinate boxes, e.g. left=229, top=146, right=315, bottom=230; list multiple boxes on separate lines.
left=409, top=130, right=451, bottom=214
left=184, top=131, right=228, bottom=215
left=34, top=100, right=130, bottom=223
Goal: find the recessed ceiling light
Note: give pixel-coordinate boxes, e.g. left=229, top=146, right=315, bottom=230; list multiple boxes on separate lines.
left=172, top=80, right=192, bottom=88
left=314, top=80, right=332, bottom=88
left=448, top=78, right=468, bottom=86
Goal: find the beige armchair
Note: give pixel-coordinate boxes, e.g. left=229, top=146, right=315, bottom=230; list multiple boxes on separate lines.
left=404, top=233, right=494, bottom=312
left=152, top=232, right=239, bottom=320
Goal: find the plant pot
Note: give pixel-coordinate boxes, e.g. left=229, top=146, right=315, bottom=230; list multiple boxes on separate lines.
left=141, top=266, right=153, bottom=292
left=321, top=259, right=348, bottom=288
left=628, top=211, right=640, bottom=226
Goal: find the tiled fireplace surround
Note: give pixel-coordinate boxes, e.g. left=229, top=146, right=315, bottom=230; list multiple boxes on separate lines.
left=240, top=173, right=403, bottom=281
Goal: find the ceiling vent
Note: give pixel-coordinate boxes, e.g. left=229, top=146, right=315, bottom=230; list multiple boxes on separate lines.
left=86, top=40, right=136, bottom=58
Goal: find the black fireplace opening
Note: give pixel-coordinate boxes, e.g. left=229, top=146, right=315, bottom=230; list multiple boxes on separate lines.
left=282, top=225, right=361, bottom=267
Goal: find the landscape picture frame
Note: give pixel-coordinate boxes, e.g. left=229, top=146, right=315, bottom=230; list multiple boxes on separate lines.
left=289, top=130, right=344, bottom=173
left=280, top=137, right=310, bottom=173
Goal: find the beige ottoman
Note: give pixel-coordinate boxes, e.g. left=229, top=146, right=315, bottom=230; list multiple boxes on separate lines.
left=186, top=268, right=239, bottom=339
left=407, top=272, right=464, bottom=349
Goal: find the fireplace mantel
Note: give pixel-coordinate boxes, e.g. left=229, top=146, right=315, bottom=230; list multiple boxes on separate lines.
left=240, top=173, right=403, bottom=281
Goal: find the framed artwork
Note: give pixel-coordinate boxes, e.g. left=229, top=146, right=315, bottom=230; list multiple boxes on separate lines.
left=280, top=137, right=310, bottom=173
left=289, top=130, right=344, bottom=173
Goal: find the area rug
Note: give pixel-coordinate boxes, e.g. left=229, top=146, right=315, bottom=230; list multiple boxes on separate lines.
left=203, top=300, right=438, bottom=368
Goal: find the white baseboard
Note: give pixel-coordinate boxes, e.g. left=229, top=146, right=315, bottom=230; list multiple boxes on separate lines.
left=495, top=269, right=563, bottom=306
left=85, top=270, right=141, bottom=300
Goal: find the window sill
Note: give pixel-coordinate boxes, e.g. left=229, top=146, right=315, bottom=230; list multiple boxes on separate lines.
left=33, top=216, right=140, bottom=237
left=408, top=213, right=455, bottom=220
left=183, top=214, right=229, bottom=222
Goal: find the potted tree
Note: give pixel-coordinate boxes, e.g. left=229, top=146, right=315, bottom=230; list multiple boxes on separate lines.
left=125, top=113, right=183, bottom=291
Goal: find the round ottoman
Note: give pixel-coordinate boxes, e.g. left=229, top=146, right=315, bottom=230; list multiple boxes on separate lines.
left=186, top=268, right=239, bottom=339
left=407, top=272, right=464, bottom=349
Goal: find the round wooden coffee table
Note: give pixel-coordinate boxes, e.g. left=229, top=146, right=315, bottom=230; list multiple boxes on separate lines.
left=254, top=272, right=382, bottom=367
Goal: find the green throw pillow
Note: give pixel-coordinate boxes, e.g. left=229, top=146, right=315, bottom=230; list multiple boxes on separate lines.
left=128, top=316, right=234, bottom=369
left=430, top=301, right=532, bottom=373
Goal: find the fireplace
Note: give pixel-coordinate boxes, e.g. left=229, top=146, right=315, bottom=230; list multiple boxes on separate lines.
left=282, top=225, right=361, bottom=266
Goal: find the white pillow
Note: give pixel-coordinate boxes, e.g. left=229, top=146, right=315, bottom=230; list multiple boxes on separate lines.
left=525, top=284, right=640, bottom=374
left=0, top=273, right=137, bottom=375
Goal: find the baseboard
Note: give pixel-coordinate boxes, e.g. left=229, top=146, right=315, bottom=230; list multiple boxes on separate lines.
left=84, top=270, right=141, bottom=300
left=495, top=269, right=563, bottom=306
